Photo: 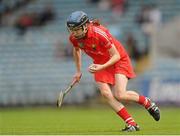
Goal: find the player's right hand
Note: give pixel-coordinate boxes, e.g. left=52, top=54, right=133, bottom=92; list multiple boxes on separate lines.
left=73, top=72, right=82, bottom=83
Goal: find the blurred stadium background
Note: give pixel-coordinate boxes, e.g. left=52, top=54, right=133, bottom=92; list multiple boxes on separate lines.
left=0, top=0, right=180, bottom=106
left=0, top=0, right=180, bottom=134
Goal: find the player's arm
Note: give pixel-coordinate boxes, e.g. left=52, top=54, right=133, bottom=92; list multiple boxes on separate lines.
left=88, top=28, right=121, bottom=72
left=102, top=43, right=120, bottom=69
left=73, top=47, right=82, bottom=82
left=89, top=44, right=120, bottom=73
left=73, top=47, right=81, bottom=72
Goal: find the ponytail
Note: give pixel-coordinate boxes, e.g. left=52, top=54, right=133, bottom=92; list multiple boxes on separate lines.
left=91, top=19, right=101, bottom=26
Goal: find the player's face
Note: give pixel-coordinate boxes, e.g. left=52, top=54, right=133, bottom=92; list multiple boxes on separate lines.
left=70, top=27, right=85, bottom=39
left=69, top=25, right=87, bottom=39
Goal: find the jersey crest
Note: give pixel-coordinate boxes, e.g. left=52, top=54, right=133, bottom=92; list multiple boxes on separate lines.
left=92, top=44, right=96, bottom=50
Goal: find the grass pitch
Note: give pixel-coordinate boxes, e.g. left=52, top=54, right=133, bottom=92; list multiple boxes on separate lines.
left=0, top=105, right=180, bottom=135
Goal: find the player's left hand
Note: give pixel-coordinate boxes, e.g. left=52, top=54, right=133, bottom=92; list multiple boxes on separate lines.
left=88, top=64, right=104, bottom=73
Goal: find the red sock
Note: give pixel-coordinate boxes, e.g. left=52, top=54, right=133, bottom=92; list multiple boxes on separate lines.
left=117, top=107, right=137, bottom=126
left=138, top=95, right=151, bottom=109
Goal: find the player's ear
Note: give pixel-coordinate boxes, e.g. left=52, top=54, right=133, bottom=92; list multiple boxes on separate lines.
left=83, top=25, right=88, bottom=33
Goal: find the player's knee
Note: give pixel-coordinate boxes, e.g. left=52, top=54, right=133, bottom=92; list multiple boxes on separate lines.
left=115, top=92, right=127, bottom=101
left=100, top=90, right=114, bottom=100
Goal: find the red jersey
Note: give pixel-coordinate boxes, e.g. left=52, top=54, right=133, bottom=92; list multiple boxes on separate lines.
left=69, top=22, right=135, bottom=85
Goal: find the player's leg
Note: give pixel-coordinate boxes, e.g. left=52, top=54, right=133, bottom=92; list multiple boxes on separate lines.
left=113, top=74, right=160, bottom=121
left=96, top=82, right=139, bottom=131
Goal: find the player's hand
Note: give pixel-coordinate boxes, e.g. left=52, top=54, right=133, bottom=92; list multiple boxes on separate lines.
left=88, top=64, right=104, bottom=73
left=73, top=72, right=82, bottom=83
